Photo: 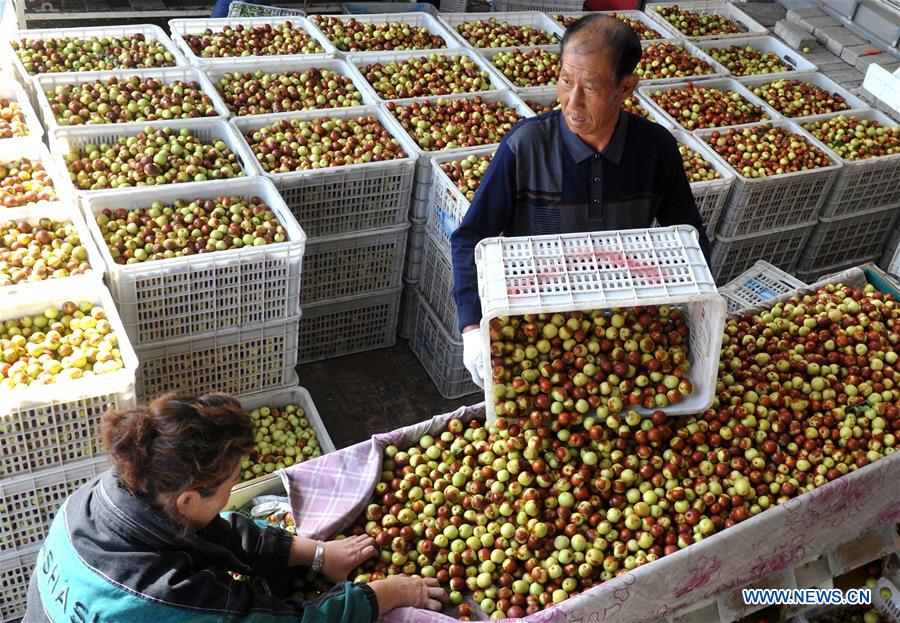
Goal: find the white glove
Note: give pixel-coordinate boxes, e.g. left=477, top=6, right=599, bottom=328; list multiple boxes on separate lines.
left=462, top=328, right=485, bottom=389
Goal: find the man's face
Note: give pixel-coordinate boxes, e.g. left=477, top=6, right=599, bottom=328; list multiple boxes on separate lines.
left=557, top=48, right=634, bottom=146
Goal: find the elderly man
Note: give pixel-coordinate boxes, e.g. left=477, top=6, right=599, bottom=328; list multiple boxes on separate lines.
left=450, top=13, right=712, bottom=388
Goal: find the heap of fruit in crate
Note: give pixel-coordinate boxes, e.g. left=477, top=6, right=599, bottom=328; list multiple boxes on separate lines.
left=242, top=403, right=323, bottom=479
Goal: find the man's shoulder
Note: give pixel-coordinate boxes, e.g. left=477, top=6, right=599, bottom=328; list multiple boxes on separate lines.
left=504, top=110, right=562, bottom=152
left=626, top=112, right=678, bottom=149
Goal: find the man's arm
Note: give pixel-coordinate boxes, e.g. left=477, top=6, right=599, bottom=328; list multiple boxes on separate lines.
left=450, top=141, right=518, bottom=333
left=655, top=138, right=713, bottom=262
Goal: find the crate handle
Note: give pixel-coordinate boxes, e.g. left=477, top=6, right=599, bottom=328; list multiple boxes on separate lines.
left=782, top=54, right=799, bottom=69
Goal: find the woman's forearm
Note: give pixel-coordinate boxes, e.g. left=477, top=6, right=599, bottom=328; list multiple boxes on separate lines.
left=288, top=536, right=318, bottom=566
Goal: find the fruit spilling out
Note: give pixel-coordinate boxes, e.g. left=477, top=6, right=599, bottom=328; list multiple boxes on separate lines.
left=12, top=34, right=177, bottom=74
left=0, top=158, right=58, bottom=208
left=441, top=153, right=494, bottom=201
left=554, top=12, right=664, bottom=40
left=244, top=115, right=407, bottom=172
left=0, top=100, right=31, bottom=138
left=0, top=218, right=92, bottom=286
left=214, top=68, right=364, bottom=116
left=242, top=403, right=323, bottom=479
left=655, top=4, right=745, bottom=37
left=705, top=124, right=832, bottom=177
left=0, top=301, right=125, bottom=390
left=454, top=18, right=559, bottom=48
left=635, top=42, right=716, bottom=80
left=648, top=82, right=769, bottom=130
left=707, top=45, right=792, bottom=76
left=45, top=76, right=218, bottom=126
left=95, top=195, right=288, bottom=264
left=489, top=308, right=694, bottom=417
left=361, top=54, right=495, bottom=99
left=181, top=22, right=324, bottom=58
left=750, top=78, right=854, bottom=118
left=310, top=15, right=446, bottom=52
left=801, top=115, right=900, bottom=161
left=679, top=143, right=722, bottom=182
left=490, top=48, right=560, bottom=88
left=386, top=96, right=523, bottom=151
left=338, top=283, right=897, bottom=620
left=62, top=126, right=245, bottom=190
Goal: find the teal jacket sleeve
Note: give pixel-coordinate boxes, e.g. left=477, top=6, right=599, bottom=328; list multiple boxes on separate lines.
left=298, top=582, right=379, bottom=623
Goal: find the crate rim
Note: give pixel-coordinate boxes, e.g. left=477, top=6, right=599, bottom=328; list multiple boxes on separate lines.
left=344, top=46, right=511, bottom=102
left=167, top=16, right=337, bottom=67
left=692, top=118, right=843, bottom=185
left=48, top=117, right=259, bottom=201
left=637, top=76, right=783, bottom=132
left=0, top=76, right=44, bottom=140
left=199, top=56, right=382, bottom=114
left=735, top=70, right=871, bottom=119
left=713, top=218, right=818, bottom=244
left=228, top=104, right=419, bottom=179
left=815, top=199, right=900, bottom=225
left=642, top=0, right=769, bottom=42
left=32, top=66, right=231, bottom=131
left=305, top=11, right=459, bottom=54
left=80, top=176, right=306, bottom=278
left=692, top=34, right=819, bottom=79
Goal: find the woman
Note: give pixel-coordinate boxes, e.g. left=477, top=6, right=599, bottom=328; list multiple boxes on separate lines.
left=24, top=392, right=447, bottom=622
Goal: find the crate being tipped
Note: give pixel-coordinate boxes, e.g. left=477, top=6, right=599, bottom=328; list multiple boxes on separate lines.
left=475, top=226, right=726, bottom=422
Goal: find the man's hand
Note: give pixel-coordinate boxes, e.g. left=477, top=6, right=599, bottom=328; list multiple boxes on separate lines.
left=322, top=534, right=378, bottom=582
left=461, top=325, right=484, bottom=388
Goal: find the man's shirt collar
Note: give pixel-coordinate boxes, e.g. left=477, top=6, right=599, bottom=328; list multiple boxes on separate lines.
left=559, top=109, right=629, bottom=165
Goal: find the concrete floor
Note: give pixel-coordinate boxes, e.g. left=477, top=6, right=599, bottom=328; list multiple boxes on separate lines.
left=295, top=339, right=480, bottom=449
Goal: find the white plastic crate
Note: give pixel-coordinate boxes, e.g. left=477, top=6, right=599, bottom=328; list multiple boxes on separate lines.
left=420, top=229, right=458, bottom=334
left=693, top=119, right=843, bottom=238
left=796, top=256, right=885, bottom=285
left=384, top=90, right=533, bottom=164
left=475, top=45, right=560, bottom=92
left=33, top=67, right=229, bottom=133
left=49, top=118, right=258, bottom=203
left=228, top=0, right=306, bottom=17
left=410, top=291, right=479, bottom=399
left=230, top=107, right=418, bottom=238
left=2, top=25, right=186, bottom=98
left=0, top=279, right=139, bottom=479
left=202, top=57, right=381, bottom=116
left=168, top=16, right=336, bottom=67
left=551, top=10, right=681, bottom=41
left=515, top=85, right=557, bottom=114
left=0, top=78, right=43, bottom=140
left=0, top=546, right=37, bottom=623
left=405, top=216, right=427, bottom=282
left=298, top=288, right=400, bottom=362
left=234, top=385, right=335, bottom=490
left=345, top=48, right=509, bottom=102
left=475, top=226, right=726, bottom=419
left=797, top=203, right=900, bottom=274
left=737, top=71, right=870, bottom=120
left=1, top=203, right=106, bottom=294
left=0, top=138, right=69, bottom=209
left=710, top=220, right=816, bottom=284
left=671, top=129, right=734, bottom=242
left=305, top=12, right=458, bottom=54
left=694, top=35, right=818, bottom=79
left=82, top=178, right=306, bottom=348
left=136, top=317, right=299, bottom=401
left=798, top=108, right=900, bottom=218
left=438, top=12, right=565, bottom=49
left=493, top=0, right=582, bottom=12
left=638, top=77, right=782, bottom=131
left=426, top=144, right=496, bottom=259
left=637, top=39, right=730, bottom=85
left=644, top=1, right=768, bottom=41
left=0, top=456, right=108, bottom=557
left=719, top=259, right=806, bottom=313
left=301, top=224, right=409, bottom=305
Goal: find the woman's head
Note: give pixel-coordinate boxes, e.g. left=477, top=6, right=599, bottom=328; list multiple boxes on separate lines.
left=102, top=392, right=255, bottom=531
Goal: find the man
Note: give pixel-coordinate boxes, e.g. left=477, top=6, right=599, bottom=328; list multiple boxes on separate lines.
left=451, top=14, right=712, bottom=388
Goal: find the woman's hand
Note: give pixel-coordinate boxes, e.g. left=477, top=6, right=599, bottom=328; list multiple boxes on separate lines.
left=367, top=576, right=448, bottom=615
left=322, top=534, right=378, bottom=582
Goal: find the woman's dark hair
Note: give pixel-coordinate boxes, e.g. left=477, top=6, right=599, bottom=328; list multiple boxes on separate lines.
left=101, top=392, right=255, bottom=520
left=560, top=14, right=642, bottom=84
